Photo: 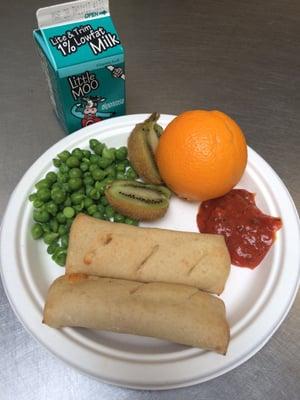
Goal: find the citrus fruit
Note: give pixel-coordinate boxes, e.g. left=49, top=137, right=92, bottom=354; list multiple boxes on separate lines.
left=155, top=110, right=248, bottom=201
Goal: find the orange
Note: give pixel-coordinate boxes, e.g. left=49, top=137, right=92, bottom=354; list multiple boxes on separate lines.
left=155, top=110, right=248, bottom=201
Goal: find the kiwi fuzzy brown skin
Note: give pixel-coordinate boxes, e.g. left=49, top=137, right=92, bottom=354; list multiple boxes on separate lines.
left=105, top=180, right=170, bottom=221
left=128, top=113, right=163, bottom=184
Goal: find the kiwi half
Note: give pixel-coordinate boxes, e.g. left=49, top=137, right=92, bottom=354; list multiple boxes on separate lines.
left=128, top=113, right=163, bottom=184
left=105, top=180, right=170, bottom=221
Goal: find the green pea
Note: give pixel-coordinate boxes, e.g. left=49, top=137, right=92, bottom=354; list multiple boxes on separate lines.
left=35, top=179, right=49, bottom=190
left=100, top=196, right=109, bottom=206
left=63, top=206, right=75, bottom=219
left=97, top=204, right=105, bottom=213
left=125, top=217, right=139, bottom=226
left=91, top=168, right=106, bottom=181
left=33, top=209, right=50, bottom=223
left=65, top=218, right=74, bottom=230
left=90, top=154, right=100, bottom=164
left=68, top=177, right=83, bottom=191
left=29, top=192, right=37, bottom=202
left=87, top=204, right=98, bottom=215
left=102, top=147, right=116, bottom=161
left=57, top=172, right=68, bottom=183
left=64, top=197, right=72, bottom=207
left=89, top=188, right=101, bottom=200
left=85, top=185, right=93, bottom=197
left=60, top=233, right=69, bottom=248
left=56, top=212, right=66, bottom=224
left=45, top=171, right=57, bottom=184
left=83, top=171, right=92, bottom=178
left=61, top=183, right=70, bottom=193
left=98, top=157, right=113, bottom=168
left=52, top=158, right=62, bottom=168
left=84, top=198, right=94, bottom=209
left=37, top=188, right=51, bottom=202
left=73, top=203, right=84, bottom=212
left=116, top=146, right=127, bottom=161
left=58, top=224, right=68, bottom=236
left=105, top=205, right=115, bottom=218
left=116, top=162, right=126, bottom=172
left=51, top=182, right=61, bottom=190
left=125, top=167, right=138, bottom=180
left=47, top=243, right=59, bottom=255
left=80, top=162, right=89, bottom=172
left=82, top=157, right=91, bottom=165
left=43, top=232, right=59, bottom=245
left=59, top=163, right=69, bottom=174
left=104, top=165, right=116, bottom=179
left=51, top=187, right=66, bottom=204
left=31, top=223, right=43, bottom=240
left=33, top=199, right=44, bottom=209
left=42, top=223, right=51, bottom=233
left=89, top=163, right=99, bottom=172
left=116, top=172, right=126, bottom=180
left=69, top=168, right=82, bottom=178
left=89, top=138, right=100, bottom=150
left=82, top=149, right=91, bottom=158
left=94, top=181, right=105, bottom=194
left=72, top=148, right=83, bottom=160
left=45, top=202, right=58, bottom=216
left=58, top=150, right=71, bottom=162
left=52, top=248, right=67, bottom=266
left=94, top=143, right=105, bottom=155
left=49, top=219, right=59, bottom=233
left=114, top=213, right=125, bottom=223
left=71, top=192, right=85, bottom=204
left=66, top=156, right=80, bottom=168
left=92, top=211, right=103, bottom=219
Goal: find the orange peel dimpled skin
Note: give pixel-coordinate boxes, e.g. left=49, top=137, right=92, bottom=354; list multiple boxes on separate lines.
left=155, top=110, right=248, bottom=201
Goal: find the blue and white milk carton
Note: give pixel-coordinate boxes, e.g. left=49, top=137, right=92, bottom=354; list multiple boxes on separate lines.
left=33, top=0, right=125, bottom=133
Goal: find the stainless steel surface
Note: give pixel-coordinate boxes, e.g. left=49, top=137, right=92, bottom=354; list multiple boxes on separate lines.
left=0, top=0, right=299, bottom=398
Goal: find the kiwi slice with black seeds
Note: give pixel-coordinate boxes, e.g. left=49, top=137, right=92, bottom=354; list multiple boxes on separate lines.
left=105, top=180, right=170, bottom=221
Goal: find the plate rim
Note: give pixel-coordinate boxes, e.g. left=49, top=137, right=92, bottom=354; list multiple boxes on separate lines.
left=1, top=113, right=300, bottom=390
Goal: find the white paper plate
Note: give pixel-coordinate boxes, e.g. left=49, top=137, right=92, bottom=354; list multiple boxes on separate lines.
left=1, top=114, right=299, bottom=390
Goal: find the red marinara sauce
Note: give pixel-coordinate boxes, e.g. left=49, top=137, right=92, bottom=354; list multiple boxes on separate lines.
left=197, top=189, right=282, bottom=268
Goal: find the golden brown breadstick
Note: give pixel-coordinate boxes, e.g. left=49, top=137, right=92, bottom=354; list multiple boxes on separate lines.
left=43, top=274, right=230, bottom=354
left=66, top=214, right=230, bottom=295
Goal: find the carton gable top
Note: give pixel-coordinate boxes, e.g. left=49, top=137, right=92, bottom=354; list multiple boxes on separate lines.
left=35, top=0, right=124, bottom=70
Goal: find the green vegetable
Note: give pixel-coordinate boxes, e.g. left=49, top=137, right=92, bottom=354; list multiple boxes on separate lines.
left=52, top=248, right=67, bottom=266
left=58, top=150, right=71, bottom=162
left=87, top=204, right=98, bottom=215
left=43, top=232, right=59, bottom=245
left=66, top=156, right=80, bottom=168
left=33, top=209, right=50, bottom=223
left=63, top=207, right=75, bottom=219
left=72, top=148, right=83, bottom=160
left=45, top=171, right=57, bottom=184
left=116, top=146, right=128, bottom=161
left=125, top=217, right=139, bottom=226
left=29, top=139, right=137, bottom=266
left=31, top=223, right=43, bottom=240
left=68, top=177, right=83, bottom=191
left=51, top=187, right=66, bottom=204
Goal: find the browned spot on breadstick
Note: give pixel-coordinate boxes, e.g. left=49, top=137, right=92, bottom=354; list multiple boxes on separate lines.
left=136, top=245, right=159, bottom=272
left=83, top=251, right=95, bottom=265
left=67, top=273, right=88, bottom=282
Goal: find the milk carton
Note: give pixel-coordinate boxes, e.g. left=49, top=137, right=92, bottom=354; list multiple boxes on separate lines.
left=33, top=0, right=125, bottom=133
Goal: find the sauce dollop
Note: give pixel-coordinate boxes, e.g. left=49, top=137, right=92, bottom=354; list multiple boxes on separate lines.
left=197, top=189, right=282, bottom=268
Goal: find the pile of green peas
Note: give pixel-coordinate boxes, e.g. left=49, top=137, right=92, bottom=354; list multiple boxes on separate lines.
left=29, top=138, right=138, bottom=266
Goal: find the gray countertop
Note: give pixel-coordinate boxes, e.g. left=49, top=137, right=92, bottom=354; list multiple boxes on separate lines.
left=0, top=0, right=299, bottom=399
